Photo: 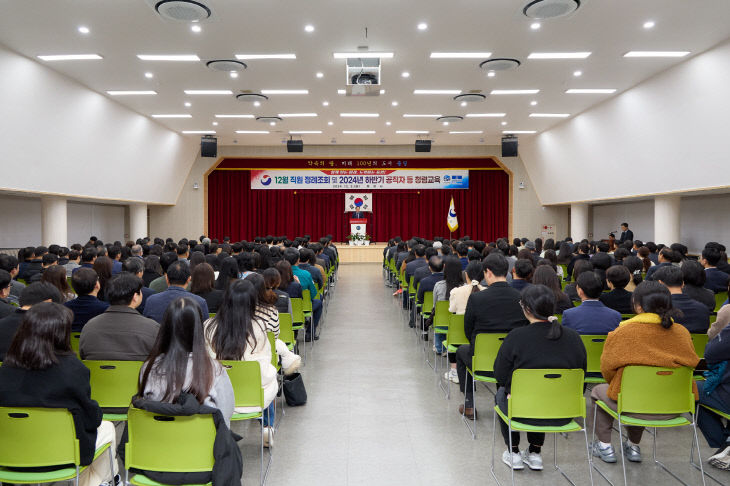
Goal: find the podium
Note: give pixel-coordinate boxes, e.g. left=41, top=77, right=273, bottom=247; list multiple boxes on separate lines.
left=350, top=218, right=367, bottom=236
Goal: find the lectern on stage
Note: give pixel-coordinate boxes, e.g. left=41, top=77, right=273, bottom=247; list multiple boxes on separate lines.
left=350, top=218, right=367, bottom=236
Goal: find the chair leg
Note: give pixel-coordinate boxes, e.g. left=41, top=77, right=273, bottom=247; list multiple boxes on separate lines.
left=490, top=410, right=502, bottom=485
left=462, top=371, right=476, bottom=439
left=616, top=416, right=628, bottom=486
left=650, top=426, right=703, bottom=486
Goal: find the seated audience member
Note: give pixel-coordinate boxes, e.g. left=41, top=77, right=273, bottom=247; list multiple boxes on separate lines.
left=413, top=247, right=438, bottom=290
left=681, top=260, right=717, bottom=312
left=140, top=297, right=234, bottom=428
left=566, top=242, right=591, bottom=281
left=215, top=256, right=239, bottom=291
left=19, top=247, right=44, bottom=281
left=541, top=249, right=564, bottom=279
left=203, top=281, right=273, bottom=442
left=510, top=259, right=533, bottom=292
left=457, top=253, right=528, bottom=419
left=191, top=263, right=223, bottom=314
left=417, top=256, right=444, bottom=310
left=599, top=265, right=634, bottom=315
left=645, top=242, right=659, bottom=265
left=494, top=285, right=587, bottom=471
left=29, top=253, right=59, bottom=283
left=64, top=250, right=81, bottom=277
left=612, top=247, right=630, bottom=266
left=276, top=260, right=303, bottom=300
left=298, top=248, right=324, bottom=289
left=65, top=268, right=110, bottom=332
left=562, top=272, right=621, bottom=334
left=645, top=248, right=675, bottom=281
left=72, top=247, right=97, bottom=275
left=80, top=273, right=160, bottom=361
left=41, top=264, right=76, bottom=302
left=655, top=265, right=711, bottom=334
left=591, top=281, right=699, bottom=464
left=702, top=246, right=730, bottom=293
left=564, top=260, right=594, bottom=302
left=697, top=323, right=730, bottom=470
left=622, top=256, right=644, bottom=292
left=456, top=243, right=470, bottom=270
left=556, top=242, right=573, bottom=266
left=706, top=242, right=730, bottom=274
left=591, top=252, right=612, bottom=290
left=0, top=254, right=25, bottom=304
left=0, top=302, right=118, bottom=485
left=283, top=248, right=322, bottom=341
left=149, top=252, right=179, bottom=293
left=108, top=246, right=123, bottom=275
left=264, top=267, right=292, bottom=315
left=142, top=255, right=163, bottom=287
left=531, top=265, right=572, bottom=314
left=143, top=261, right=209, bottom=323
left=0, top=269, right=16, bottom=318
left=121, top=257, right=154, bottom=314
left=709, top=282, right=730, bottom=340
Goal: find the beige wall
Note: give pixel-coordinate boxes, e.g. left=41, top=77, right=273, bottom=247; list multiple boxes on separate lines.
left=149, top=144, right=569, bottom=242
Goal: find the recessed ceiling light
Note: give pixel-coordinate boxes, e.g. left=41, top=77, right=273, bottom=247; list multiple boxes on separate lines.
left=380, top=89, right=385, bottom=94
left=212, top=122, right=218, bottom=126
left=442, top=122, right=449, bottom=126
left=144, top=72, right=154, bottom=79
left=191, top=24, right=202, bottom=33
left=385, top=121, right=392, bottom=126
left=279, top=113, right=318, bottom=117
left=137, top=54, right=200, bottom=61
left=182, top=130, right=215, bottom=134
left=333, top=52, right=394, bottom=59
left=465, top=113, right=506, bottom=117
left=304, top=24, right=315, bottom=32
left=340, top=113, right=379, bottom=117
left=229, top=71, right=238, bottom=78
left=253, top=101, right=261, bottom=107
left=337, top=89, right=346, bottom=95
left=37, top=54, right=102, bottom=61
left=460, top=101, right=467, bottom=107
left=106, top=90, right=157, bottom=96
left=343, top=130, right=376, bottom=134
left=573, top=70, right=582, bottom=77
left=290, top=130, right=321, bottom=134
left=151, top=114, right=192, bottom=118
left=214, top=114, right=255, bottom=118
left=260, top=89, right=309, bottom=94
left=503, top=130, right=536, bottom=134
left=328, top=121, right=334, bottom=126
left=401, top=71, right=410, bottom=78
left=624, top=51, right=689, bottom=58
left=530, top=113, right=570, bottom=118
left=530, top=22, right=541, bottom=30
left=643, top=20, right=656, bottom=29
left=487, top=71, right=496, bottom=77
left=270, top=122, right=276, bottom=126
left=236, top=130, right=270, bottom=134
left=77, top=26, right=90, bottom=34
left=391, top=101, right=399, bottom=106
left=184, top=90, right=234, bottom=95
left=430, top=52, right=492, bottom=59
left=316, top=72, right=324, bottom=78
left=530, top=100, right=538, bottom=106
left=396, top=130, right=429, bottom=134
left=235, top=54, right=297, bottom=60
left=528, top=52, right=591, bottom=59
left=413, top=89, right=461, bottom=95
left=491, top=89, right=540, bottom=95
left=184, top=102, right=191, bottom=107
left=403, top=114, right=441, bottom=118
left=501, top=121, right=508, bottom=126
left=449, top=131, right=483, bottom=134
left=322, top=101, right=329, bottom=106
left=417, top=22, right=428, bottom=30
left=565, top=88, right=616, bottom=94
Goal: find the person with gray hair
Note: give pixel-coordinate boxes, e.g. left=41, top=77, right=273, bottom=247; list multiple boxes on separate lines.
left=130, top=244, right=143, bottom=258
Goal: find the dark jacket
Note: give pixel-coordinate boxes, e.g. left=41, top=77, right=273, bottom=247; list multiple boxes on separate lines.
left=298, top=263, right=323, bottom=289
left=65, top=295, right=110, bottom=332
left=195, top=289, right=224, bottom=314
left=562, top=300, right=622, bottom=335
left=79, top=305, right=160, bottom=361
left=599, top=288, right=634, bottom=315
left=646, top=261, right=673, bottom=281
left=143, top=286, right=209, bottom=323
left=417, top=272, right=443, bottom=303
left=683, top=285, right=716, bottom=312
left=618, top=229, right=634, bottom=244
left=704, top=325, right=730, bottom=408
left=138, top=286, right=155, bottom=315
left=463, top=281, right=528, bottom=347
left=120, top=393, right=243, bottom=486
left=142, top=269, right=162, bottom=288
left=705, top=268, right=730, bottom=294
left=0, top=309, right=26, bottom=360
left=283, top=281, right=303, bottom=299
left=0, top=298, right=15, bottom=319
left=405, top=258, right=428, bottom=282
left=671, top=293, right=711, bottom=334
left=0, top=354, right=102, bottom=465
left=566, top=253, right=590, bottom=281
left=509, top=280, right=531, bottom=293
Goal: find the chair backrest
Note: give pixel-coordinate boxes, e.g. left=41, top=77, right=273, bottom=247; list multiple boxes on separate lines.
left=421, top=291, right=434, bottom=313
left=0, top=407, right=80, bottom=468
left=621, top=314, right=636, bottom=320
left=70, top=332, right=81, bottom=357
left=715, top=291, right=728, bottom=312
left=279, top=312, right=295, bottom=345
left=617, top=365, right=694, bottom=415
left=208, top=313, right=216, bottom=319
left=266, top=331, right=279, bottom=370
left=301, top=289, right=313, bottom=312
left=433, top=300, right=450, bottom=327
left=580, top=335, right=607, bottom=375
left=220, top=360, right=264, bottom=409
left=446, top=313, right=469, bottom=347
left=291, top=298, right=305, bottom=324
left=690, top=333, right=709, bottom=359
left=125, top=407, right=216, bottom=473
left=472, top=333, right=508, bottom=373
left=408, top=277, right=416, bottom=297
left=85, top=360, right=143, bottom=408
left=508, top=369, right=586, bottom=420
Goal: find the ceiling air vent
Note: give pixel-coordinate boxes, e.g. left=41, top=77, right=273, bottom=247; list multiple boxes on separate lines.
left=155, top=0, right=212, bottom=22
left=236, top=93, right=268, bottom=103
left=437, top=116, right=464, bottom=123
left=479, top=58, right=521, bottom=71
left=206, top=60, right=247, bottom=72
left=256, top=116, right=282, bottom=124
left=453, top=93, right=486, bottom=103
left=523, top=0, right=580, bottom=20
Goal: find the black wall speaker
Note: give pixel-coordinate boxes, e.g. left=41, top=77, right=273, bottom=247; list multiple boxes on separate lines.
left=201, top=136, right=217, bottom=158
left=287, top=140, right=304, bottom=152
left=415, top=139, right=432, bottom=152
left=501, top=136, right=518, bottom=157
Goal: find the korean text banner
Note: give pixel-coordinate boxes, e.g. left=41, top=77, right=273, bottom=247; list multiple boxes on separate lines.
left=250, top=169, right=469, bottom=190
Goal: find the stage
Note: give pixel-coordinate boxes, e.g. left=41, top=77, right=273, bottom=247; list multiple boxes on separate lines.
left=336, top=243, right=387, bottom=263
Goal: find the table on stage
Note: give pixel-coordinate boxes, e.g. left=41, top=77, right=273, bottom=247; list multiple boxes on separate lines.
left=337, top=243, right=387, bottom=263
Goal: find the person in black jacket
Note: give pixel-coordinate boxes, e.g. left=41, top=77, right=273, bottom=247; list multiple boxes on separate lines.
left=655, top=265, right=711, bottom=333
left=493, top=284, right=587, bottom=471
left=0, top=302, right=117, bottom=485
left=599, top=265, right=634, bottom=314
left=456, top=253, right=528, bottom=419
left=618, top=223, right=633, bottom=245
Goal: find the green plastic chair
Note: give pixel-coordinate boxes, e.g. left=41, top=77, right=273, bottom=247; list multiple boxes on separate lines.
left=267, top=332, right=280, bottom=372
left=432, top=301, right=450, bottom=371
left=70, top=332, right=81, bottom=358
left=591, top=366, right=705, bottom=486
left=279, top=312, right=296, bottom=351
left=443, top=313, right=469, bottom=399
left=621, top=314, right=636, bottom=320
left=0, top=406, right=114, bottom=486
left=464, top=333, right=507, bottom=439
left=490, top=369, right=592, bottom=486
left=208, top=313, right=215, bottom=319
left=85, top=360, right=143, bottom=421
left=125, top=407, right=215, bottom=486
left=220, top=360, right=270, bottom=485
left=580, top=335, right=607, bottom=384
left=302, top=289, right=313, bottom=316
left=290, top=298, right=307, bottom=361
left=690, top=333, right=709, bottom=359
left=714, top=291, right=727, bottom=312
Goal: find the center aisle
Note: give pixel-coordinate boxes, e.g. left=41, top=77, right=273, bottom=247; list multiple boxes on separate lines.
left=261, top=262, right=488, bottom=486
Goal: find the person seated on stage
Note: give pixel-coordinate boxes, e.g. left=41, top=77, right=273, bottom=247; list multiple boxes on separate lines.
left=566, top=242, right=591, bottom=281
left=494, top=284, right=587, bottom=471
left=456, top=253, right=528, bottom=420
left=697, top=323, right=730, bottom=470
left=599, top=265, right=634, bottom=315
left=702, top=246, right=730, bottom=294
left=191, top=262, right=224, bottom=314
left=148, top=252, right=179, bottom=293
left=562, top=272, right=621, bottom=334
left=591, top=281, right=698, bottom=465
left=413, top=247, right=438, bottom=290
left=143, top=261, right=209, bottom=324
left=510, top=259, right=533, bottom=293
left=283, top=248, right=322, bottom=342
left=64, top=268, right=109, bottom=332
left=531, top=265, right=572, bottom=314
left=655, top=265, right=711, bottom=334
left=564, top=259, right=593, bottom=303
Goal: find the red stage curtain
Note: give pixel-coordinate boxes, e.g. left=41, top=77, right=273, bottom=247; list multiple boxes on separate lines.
left=207, top=170, right=508, bottom=242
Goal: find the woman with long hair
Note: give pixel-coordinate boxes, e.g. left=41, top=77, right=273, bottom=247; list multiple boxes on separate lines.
left=204, top=280, right=277, bottom=445
left=556, top=242, right=573, bottom=265
left=276, top=260, right=303, bottom=299
left=142, top=255, right=163, bottom=287
left=431, top=256, right=465, bottom=357
left=637, top=246, right=654, bottom=273
left=140, top=297, right=233, bottom=424
left=531, top=265, right=572, bottom=314
left=92, top=256, right=113, bottom=301
left=263, top=267, right=292, bottom=315
left=0, top=303, right=118, bottom=486
left=214, top=256, right=239, bottom=291
left=191, top=263, right=223, bottom=313
left=41, top=264, right=76, bottom=301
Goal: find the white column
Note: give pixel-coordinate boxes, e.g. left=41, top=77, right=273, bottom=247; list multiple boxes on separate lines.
left=129, top=203, right=148, bottom=241
left=570, top=203, right=589, bottom=241
left=41, top=196, right=67, bottom=247
left=654, top=195, right=680, bottom=245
